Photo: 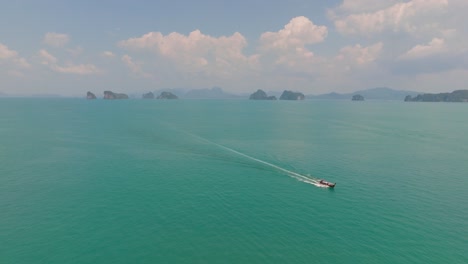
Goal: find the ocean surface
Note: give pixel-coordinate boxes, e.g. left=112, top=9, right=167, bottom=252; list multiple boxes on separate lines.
left=1, top=98, right=467, bottom=263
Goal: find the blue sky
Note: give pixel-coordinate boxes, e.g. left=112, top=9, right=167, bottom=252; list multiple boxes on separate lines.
left=1, top=0, right=467, bottom=96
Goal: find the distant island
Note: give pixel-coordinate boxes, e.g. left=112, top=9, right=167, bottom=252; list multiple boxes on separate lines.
left=308, top=87, right=420, bottom=101
left=157, top=91, right=178, bottom=99
left=404, top=90, right=468, bottom=102
left=249, top=89, right=277, bottom=100
left=86, top=91, right=96, bottom=99
left=103, top=91, right=129, bottom=100
left=183, top=87, right=243, bottom=99
left=352, top=94, right=364, bottom=101
left=80, top=87, right=438, bottom=101
left=280, top=90, right=305, bottom=100
left=142, top=92, right=154, bottom=99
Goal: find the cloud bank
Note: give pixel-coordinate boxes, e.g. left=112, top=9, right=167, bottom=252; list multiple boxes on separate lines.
left=43, top=32, right=70, bottom=47
left=0, top=43, right=31, bottom=76
left=38, top=49, right=100, bottom=75
left=2, top=0, right=468, bottom=95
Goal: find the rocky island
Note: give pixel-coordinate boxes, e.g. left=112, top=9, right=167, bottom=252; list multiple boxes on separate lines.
left=404, top=90, right=468, bottom=102
left=352, top=94, right=364, bottom=101
left=249, top=89, right=277, bottom=100
left=279, top=90, right=305, bottom=100
left=103, top=91, right=129, bottom=100
left=142, top=92, right=154, bottom=99
left=157, top=91, right=178, bottom=99
left=86, top=91, right=96, bottom=99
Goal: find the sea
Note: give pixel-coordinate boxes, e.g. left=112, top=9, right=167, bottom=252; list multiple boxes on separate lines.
left=1, top=98, right=467, bottom=263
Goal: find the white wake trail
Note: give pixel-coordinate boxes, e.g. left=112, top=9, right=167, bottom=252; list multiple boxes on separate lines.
left=184, top=131, right=321, bottom=185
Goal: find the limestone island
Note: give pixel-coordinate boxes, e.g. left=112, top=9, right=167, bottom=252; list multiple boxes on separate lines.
left=352, top=94, right=364, bottom=101
left=86, top=91, right=96, bottom=99
left=279, top=90, right=305, bottom=100
left=103, top=91, right=129, bottom=100
left=142, top=92, right=155, bottom=99
left=249, top=89, right=277, bottom=100
left=157, top=91, right=178, bottom=99
left=405, top=90, right=468, bottom=102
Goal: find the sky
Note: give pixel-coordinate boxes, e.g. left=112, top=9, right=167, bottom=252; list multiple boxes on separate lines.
left=1, top=0, right=467, bottom=96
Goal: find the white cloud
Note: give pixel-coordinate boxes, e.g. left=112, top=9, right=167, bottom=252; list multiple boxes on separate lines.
left=117, top=17, right=328, bottom=84
left=119, top=29, right=255, bottom=75
left=332, top=0, right=449, bottom=35
left=116, top=17, right=388, bottom=92
left=43, top=32, right=70, bottom=47
left=328, top=0, right=468, bottom=81
left=399, top=38, right=446, bottom=60
left=109, top=12, right=465, bottom=94
left=0, top=43, right=18, bottom=59
left=333, top=0, right=400, bottom=14
left=101, top=51, right=116, bottom=58
left=309, top=42, right=385, bottom=89
left=256, top=16, right=327, bottom=71
left=259, top=16, right=327, bottom=51
left=38, top=48, right=100, bottom=75
left=121, top=54, right=151, bottom=77
left=0, top=43, right=31, bottom=69
left=51, top=64, right=100, bottom=75
left=397, top=68, right=468, bottom=92
left=336, top=42, right=384, bottom=65
left=38, top=49, right=58, bottom=65
left=121, top=54, right=139, bottom=72
left=67, top=46, right=83, bottom=57
left=13, top=57, right=31, bottom=69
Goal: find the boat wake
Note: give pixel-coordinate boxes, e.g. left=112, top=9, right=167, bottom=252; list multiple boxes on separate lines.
left=181, top=131, right=323, bottom=187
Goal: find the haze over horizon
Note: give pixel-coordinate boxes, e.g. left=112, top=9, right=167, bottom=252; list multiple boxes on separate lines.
left=1, top=0, right=467, bottom=96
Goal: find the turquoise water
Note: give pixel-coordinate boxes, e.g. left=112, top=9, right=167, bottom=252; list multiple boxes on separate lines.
left=1, top=98, right=467, bottom=263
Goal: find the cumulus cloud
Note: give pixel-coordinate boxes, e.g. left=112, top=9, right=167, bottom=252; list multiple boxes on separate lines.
left=43, top=32, right=70, bottom=47
left=121, top=54, right=151, bottom=77
left=0, top=43, right=31, bottom=69
left=391, top=42, right=467, bottom=75
left=309, top=42, right=385, bottom=86
left=399, top=38, right=446, bottom=60
left=118, top=18, right=326, bottom=82
left=115, top=17, right=387, bottom=91
left=121, top=54, right=139, bottom=72
left=390, top=68, right=468, bottom=93
left=38, top=48, right=100, bottom=75
left=336, top=42, right=383, bottom=65
left=257, top=16, right=327, bottom=71
left=333, top=0, right=400, bottom=14
left=332, top=0, right=449, bottom=35
left=0, top=43, right=18, bottom=59
left=38, top=49, right=58, bottom=65
left=111, top=11, right=463, bottom=93
left=119, top=29, right=255, bottom=75
left=67, top=46, right=83, bottom=57
left=101, top=51, right=116, bottom=58
left=328, top=0, right=468, bottom=82
left=52, top=64, right=100, bottom=75
left=13, top=57, right=31, bottom=69
left=259, top=16, right=327, bottom=51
